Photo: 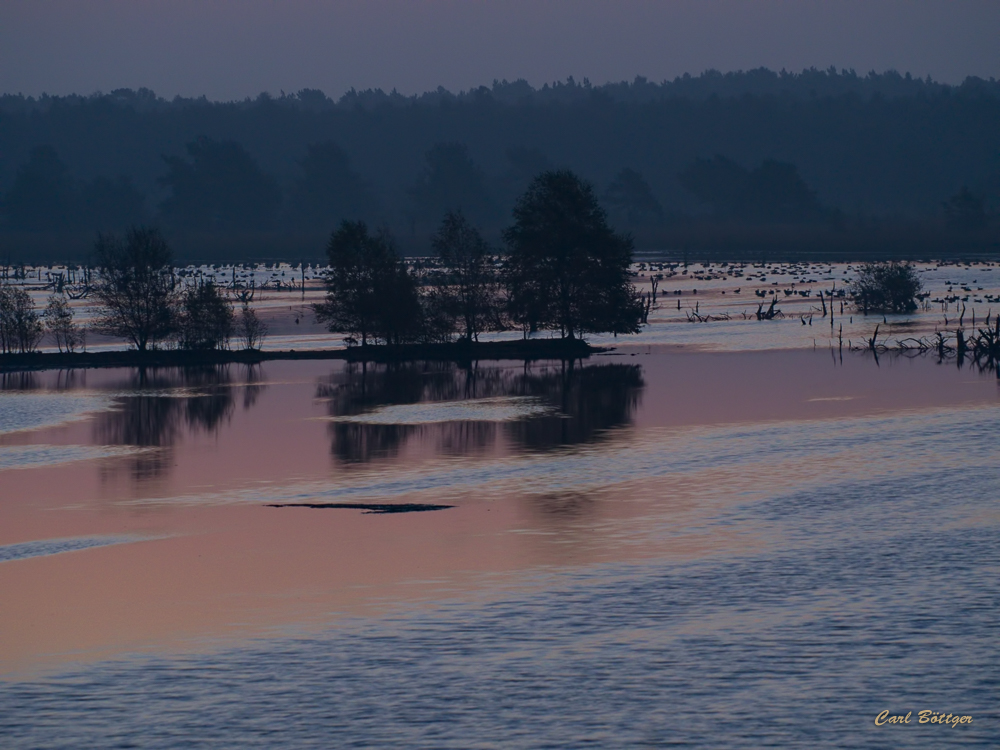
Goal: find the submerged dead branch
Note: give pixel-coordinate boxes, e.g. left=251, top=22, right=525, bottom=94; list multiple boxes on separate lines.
left=850, top=317, right=1000, bottom=376
left=755, top=298, right=783, bottom=320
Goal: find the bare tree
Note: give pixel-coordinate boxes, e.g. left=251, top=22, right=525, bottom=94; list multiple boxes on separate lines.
left=0, top=284, right=44, bottom=353
left=237, top=302, right=268, bottom=350
left=432, top=211, right=503, bottom=341
left=43, top=294, right=84, bottom=352
left=92, top=227, right=177, bottom=351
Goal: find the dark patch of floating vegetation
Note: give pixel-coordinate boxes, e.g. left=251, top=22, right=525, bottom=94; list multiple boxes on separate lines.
left=266, top=502, right=454, bottom=514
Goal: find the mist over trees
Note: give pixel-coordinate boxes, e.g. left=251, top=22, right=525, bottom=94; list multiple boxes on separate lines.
left=678, top=156, right=822, bottom=222
left=0, top=68, right=998, bottom=261
left=290, top=141, right=376, bottom=229
left=159, top=137, right=282, bottom=230
left=604, top=168, right=665, bottom=228
left=3, top=146, right=146, bottom=232
left=410, top=143, right=496, bottom=231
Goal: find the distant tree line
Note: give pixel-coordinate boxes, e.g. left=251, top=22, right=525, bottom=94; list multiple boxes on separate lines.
left=2, top=145, right=146, bottom=232
left=1, top=67, right=998, bottom=262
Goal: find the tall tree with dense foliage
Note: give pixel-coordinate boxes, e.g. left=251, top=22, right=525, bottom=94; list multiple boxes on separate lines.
left=504, top=170, right=643, bottom=338
left=431, top=211, right=501, bottom=341
left=314, top=221, right=421, bottom=346
left=92, top=226, right=177, bottom=351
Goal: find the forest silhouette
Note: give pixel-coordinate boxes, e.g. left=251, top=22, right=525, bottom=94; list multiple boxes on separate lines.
left=0, top=68, right=998, bottom=261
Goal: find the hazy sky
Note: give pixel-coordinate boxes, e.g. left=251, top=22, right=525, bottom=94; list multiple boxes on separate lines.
left=2, top=0, right=999, bottom=100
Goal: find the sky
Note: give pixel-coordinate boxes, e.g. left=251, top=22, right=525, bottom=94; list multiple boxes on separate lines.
left=2, top=0, right=999, bottom=100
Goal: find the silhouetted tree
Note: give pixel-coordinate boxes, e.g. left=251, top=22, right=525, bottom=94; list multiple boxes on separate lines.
left=504, top=170, right=643, bottom=338
left=92, top=226, right=177, bottom=351
left=237, top=303, right=268, bottom=350
left=410, top=143, right=494, bottom=227
left=43, top=294, right=83, bottom=352
left=290, top=141, right=375, bottom=228
left=2, top=146, right=76, bottom=230
left=604, top=168, right=664, bottom=227
left=178, top=282, right=233, bottom=350
left=0, top=284, right=43, bottom=353
left=159, top=137, right=282, bottom=230
left=849, top=261, right=922, bottom=313
left=314, top=221, right=421, bottom=345
left=432, top=211, right=502, bottom=341
left=943, top=187, right=987, bottom=231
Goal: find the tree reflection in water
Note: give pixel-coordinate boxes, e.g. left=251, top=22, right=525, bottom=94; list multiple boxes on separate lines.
left=93, top=364, right=265, bottom=481
left=317, top=360, right=644, bottom=465
left=0, top=371, right=42, bottom=391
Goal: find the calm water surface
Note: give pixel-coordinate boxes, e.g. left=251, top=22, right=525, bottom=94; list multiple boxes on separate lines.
left=0, top=351, right=997, bottom=747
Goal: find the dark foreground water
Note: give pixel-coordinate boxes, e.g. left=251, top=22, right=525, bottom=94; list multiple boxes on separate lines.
left=1, top=354, right=998, bottom=747
left=3, top=465, right=998, bottom=747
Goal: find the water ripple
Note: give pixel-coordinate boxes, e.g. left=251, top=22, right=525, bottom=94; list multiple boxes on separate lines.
left=0, top=392, right=114, bottom=435
left=0, top=535, right=148, bottom=564
left=0, top=444, right=149, bottom=472
left=321, top=396, right=555, bottom=425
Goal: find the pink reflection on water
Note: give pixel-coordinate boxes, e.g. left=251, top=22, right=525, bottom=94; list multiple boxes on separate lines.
left=0, top=351, right=997, bottom=675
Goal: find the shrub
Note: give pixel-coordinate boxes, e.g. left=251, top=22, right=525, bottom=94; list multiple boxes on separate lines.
left=0, top=284, right=44, bottom=353
left=237, top=303, right=268, bottom=351
left=849, top=261, right=922, bottom=314
left=43, top=294, right=84, bottom=352
left=178, top=282, right=234, bottom=350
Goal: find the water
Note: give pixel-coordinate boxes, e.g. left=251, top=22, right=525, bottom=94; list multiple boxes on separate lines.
left=2, top=472, right=997, bottom=747
left=0, top=390, right=114, bottom=435
left=0, top=535, right=148, bottom=563
left=0, top=352, right=998, bottom=747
